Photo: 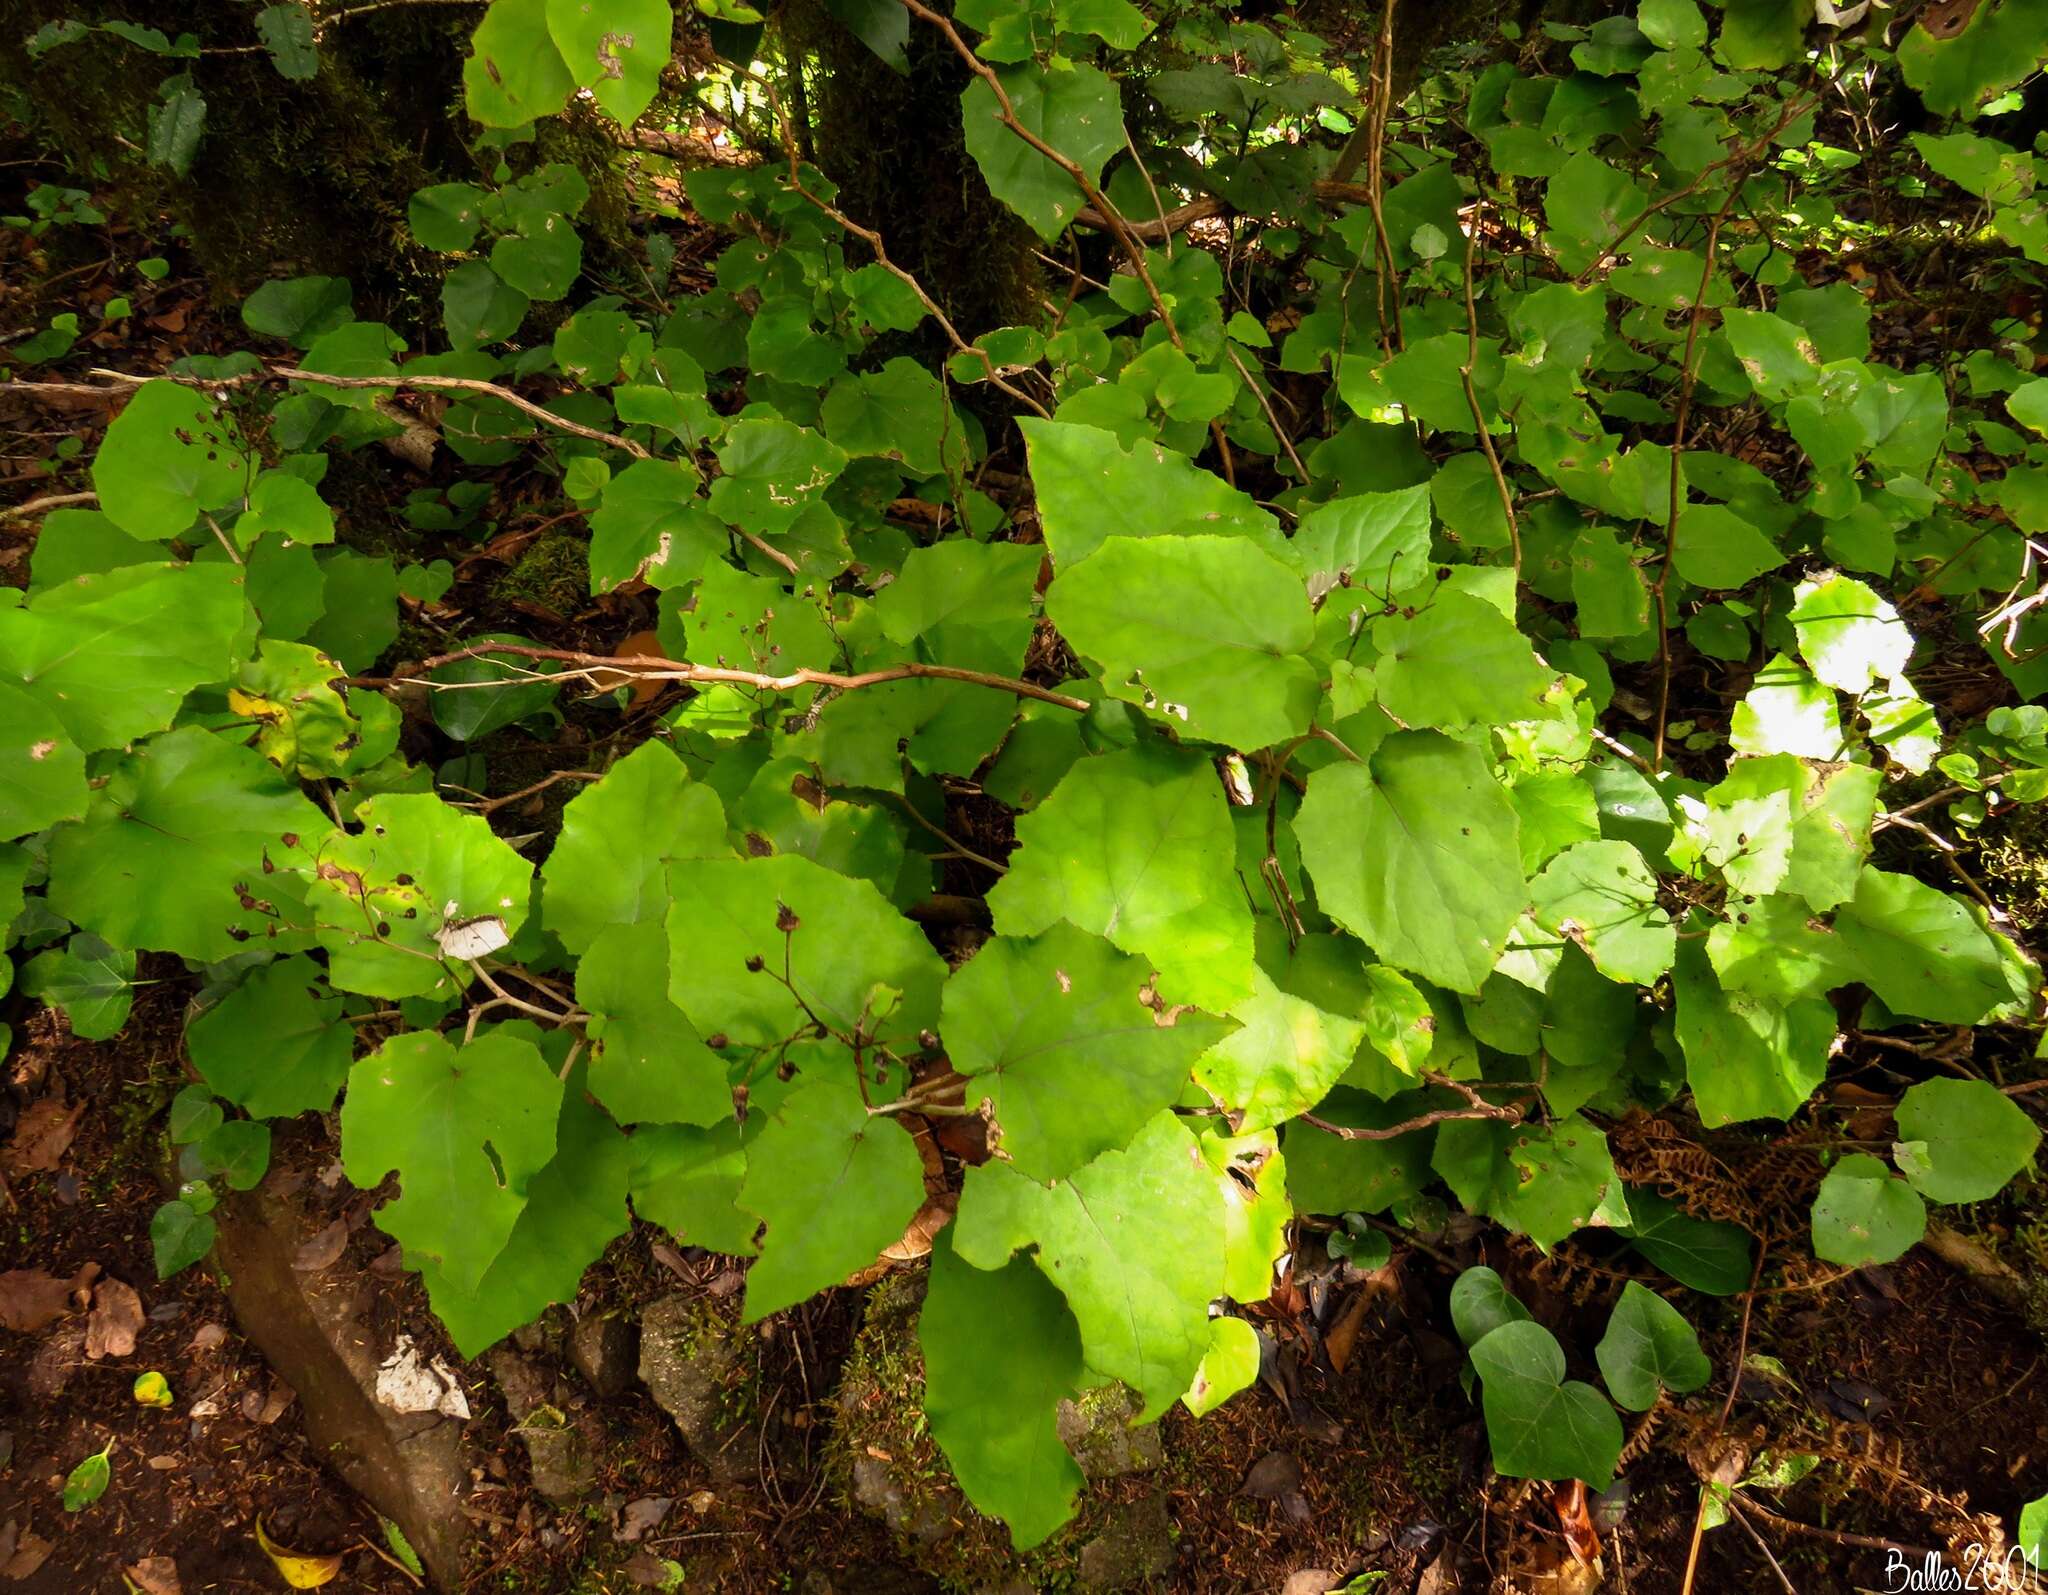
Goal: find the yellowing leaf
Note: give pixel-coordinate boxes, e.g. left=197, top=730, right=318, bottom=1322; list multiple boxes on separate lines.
left=255, top=1519, right=342, bottom=1589
left=132, top=1370, right=173, bottom=1408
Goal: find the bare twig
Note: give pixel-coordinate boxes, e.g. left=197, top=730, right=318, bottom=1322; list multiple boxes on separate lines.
left=0, top=490, right=96, bottom=523
left=385, top=639, right=1093, bottom=713
left=1459, top=201, right=1520, bottom=577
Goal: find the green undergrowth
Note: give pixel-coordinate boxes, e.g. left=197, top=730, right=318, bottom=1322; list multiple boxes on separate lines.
left=4, top=0, right=2048, bottom=1572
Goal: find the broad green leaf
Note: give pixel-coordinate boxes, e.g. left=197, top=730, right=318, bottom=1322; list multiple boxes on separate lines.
left=1729, top=654, right=1843, bottom=759
left=1707, top=892, right=1852, bottom=1003
left=545, top=0, right=668, bottom=123
left=1810, top=1152, right=1925, bottom=1267
left=1620, top=1191, right=1754, bottom=1296
left=428, top=632, right=562, bottom=741
left=707, top=419, right=847, bottom=536
left=922, top=1235, right=1086, bottom=1550
left=1019, top=417, right=1281, bottom=569
left=420, top=1060, right=634, bottom=1356
left=577, top=921, right=731, bottom=1127
left=0, top=561, right=245, bottom=752
left=1048, top=534, right=1318, bottom=751
left=256, top=3, right=317, bottom=77
left=236, top=470, right=334, bottom=548
left=0, top=680, right=86, bottom=839
left=1673, top=937, right=1834, bottom=1126
left=1899, top=0, right=2048, bottom=116
left=152, top=1199, right=216, bottom=1277
left=307, top=793, right=534, bottom=999
left=187, top=955, right=353, bottom=1117
left=1892, top=1077, right=2040, bottom=1204
left=1468, top=1319, right=1623, bottom=1487
left=146, top=85, right=206, bottom=176
left=944, top=923, right=1229, bottom=1180
left=667, top=852, right=947, bottom=1049
left=1282, top=1088, right=1437, bottom=1217
left=1723, top=307, right=1823, bottom=400
left=1542, top=152, right=1649, bottom=274
left=1288, top=484, right=1432, bottom=597
left=1183, top=1314, right=1260, bottom=1417
left=989, top=740, right=1253, bottom=1010
left=1530, top=839, right=1674, bottom=983
left=1449, top=1265, right=1532, bottom=1348
left=409, top=182, right=488, bottom=251
left=1672, top=503, right=1782, bottom=590
left=1595, top=1281, right=1712, bottom=1410
left=340, top=1029, right=564, bottom=1294
left=20, top=934, right=134, bottom=1040
left=1198, top=1126, right=1288, bottom=1304
left=241, top=275, right=352, bottom=344
left=954, top=1111, right=1225, bottom=1420
left=628, top=1086, right=787, bottom=1257
left=1434, top=1115, right=1619, bottom=1252
left=542, top=742, right=729, bottom=953
left=962, top=63, right=1124, bottom=241
left=1371, top=592, right=1556, bottom=730
left=1639, top=0, right=1706, bottom=51
left=232, top=640, right=395, bottom=781
left=736, top=1077, right=926, bottom=1321
left=198, top=1118, right=271, bottom=1190
left=587, top=458, right=720, bottom=592
left=1790, top=573, right=1913, bottom=694
left=1197, top=927, right=1375, bottom=1133
left=1295, top=731, right=1525, bottom=995
left=1834, top=869, right=2009, bottom=1024
left=465, top=0, right=574, bottom=126
left=443, top=260, right=530, bottom=348
left=1570, top=527, right=1650, bottom=638
left=1702, top=756, right=1877, bottom=912
left=46, top=728, right=328, bottom=962
left=820, top=356, right=961, bottom=478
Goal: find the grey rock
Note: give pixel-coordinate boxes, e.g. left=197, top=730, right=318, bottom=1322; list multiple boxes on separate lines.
left=1076, top=1493, right=1174, bottom=1591
left=637, top=1294, right=756, bottom=1484
left=570, top=1309, right=638, bottom=1398
left=1056, top=1385, right=1162, bottom=1480
left=849, top=1453, right=957, bottom=1544
left=486, top=1347, right=596, bottom=1503
left=212, top=1187, right=471, bottom=1590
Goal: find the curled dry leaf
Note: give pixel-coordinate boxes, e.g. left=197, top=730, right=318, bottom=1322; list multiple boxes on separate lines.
left=0, top=1263, right=97, bottom=1333
left=85, top=1277, right=144, bottom=1360
left=254, top=1519, right=342, bottom=1590
left=124, top=1554, right=182, bottom=1594
left=3, top=1095, right=85, bottom=1174
left=291, top=1218, right=349, bottom=1273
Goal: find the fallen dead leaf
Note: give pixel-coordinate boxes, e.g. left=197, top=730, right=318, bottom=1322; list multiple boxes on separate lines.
left=292, top=1218, right=349, bottom=1273
left=85, top=1277, right=144, bottom=1359
left=3, top=1095, right=85, bottom=1174
left=1324, top=1286, right=1372, bottom=1374
left=1, top=1525, right=53, bottom=1580
left=588, top=629, right=671, bottom=708
left=0, top=1264, right=96, bottom=1333
left=188, top=1322, right=228, bottom=1355
left=124, top=1555, right=182, bottom=1594
left=617, top=1496, right=673, bottom=1542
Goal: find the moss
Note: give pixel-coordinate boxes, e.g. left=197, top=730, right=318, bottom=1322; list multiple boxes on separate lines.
left=499, top=530, right=591, bottom=616
left=1972, top=798, right=2048, bottom=936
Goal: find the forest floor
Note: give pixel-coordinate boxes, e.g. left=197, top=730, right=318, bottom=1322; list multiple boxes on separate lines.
left=4, top=145, right=2048, bottom=1595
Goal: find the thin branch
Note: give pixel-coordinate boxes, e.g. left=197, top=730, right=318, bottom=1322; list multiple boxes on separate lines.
left=1459, top=201, right=1520, bottom=578
left=1298, top=1075, right=1525, bottom=1141
left=389, top=639, right=1094, bottom=713
left=1363, top=0, right=1404, bottom=356
left=749, top=70, right=1051, bottom=420
left=1651, top=187, right=1743, bottom=771
left=0, top=490, right=97, bottom=524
